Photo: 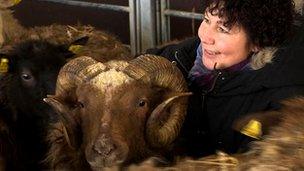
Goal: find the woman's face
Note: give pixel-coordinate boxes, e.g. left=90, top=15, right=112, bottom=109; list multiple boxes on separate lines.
left=198, top=11, right=255, bottom=70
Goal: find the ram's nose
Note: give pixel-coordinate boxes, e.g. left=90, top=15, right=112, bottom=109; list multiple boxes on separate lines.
left=86, top=133, right=127, bottom=168
left=93, top=134, right=116, bottom=156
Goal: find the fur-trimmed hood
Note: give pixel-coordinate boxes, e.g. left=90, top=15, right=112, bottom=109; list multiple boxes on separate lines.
left=215, top=44, right=304, bottom=96
left=294, top=0, right=304, bottom=15
left=250, top=47, right=277, bottom=70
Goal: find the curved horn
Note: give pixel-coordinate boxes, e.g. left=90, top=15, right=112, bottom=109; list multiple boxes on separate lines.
left=55, top=56, right=106, bottom=101
left=47, top=56, right=107, bottom=148
left=124, top=54, right=190, bottom=148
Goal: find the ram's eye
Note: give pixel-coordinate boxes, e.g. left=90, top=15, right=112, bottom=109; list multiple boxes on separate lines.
left=138, top=100, right=146, bottom=107
left=21, top=73, right=32, bottom=81
left=19, top=69, right=36, bottom=87
left=78, top=102, right=84, bottom=108
left=74, top=101, right=84, bottom=108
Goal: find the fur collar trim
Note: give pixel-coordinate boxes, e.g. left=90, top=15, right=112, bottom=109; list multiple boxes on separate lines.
left=250, top=47, right=278, bottom=70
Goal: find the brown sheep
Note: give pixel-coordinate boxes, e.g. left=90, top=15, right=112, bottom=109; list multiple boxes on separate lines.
left=43, top=55, right=191, bottom=170
left=0, top=0, right=26, bottom=47
left=26, top=24, right=132, bottom=62
left=0, top=23, right=132, bottom=63
left=0, top=1, right=131, bottom=61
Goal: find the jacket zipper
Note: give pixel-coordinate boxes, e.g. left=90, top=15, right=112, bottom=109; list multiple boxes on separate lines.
left=174, top=49, right=222, bottom=116
left=174, top=49, right=223, bottom=135
left=201, top=71, right=221, bottom=116
left=174, top=50, right=189, bottom=74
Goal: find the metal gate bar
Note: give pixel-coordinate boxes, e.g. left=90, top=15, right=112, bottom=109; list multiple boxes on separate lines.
left=37, top=0, right=129, bottom=12
left=35, top=0, right=203, bottom=54
left=164, top=9, right=203, bottom=20
left=159, top=0, right=203, bottom=43
left=37, top=0, right=140, bottom=54
left=134, top=0, right=156, bottom=54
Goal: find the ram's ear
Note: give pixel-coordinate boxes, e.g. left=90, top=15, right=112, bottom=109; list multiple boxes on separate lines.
left=233, top=111, right=283, bottom=139
left=43, top=96, right=70, bottom=117
left=43, top=95, right=81, bottom=149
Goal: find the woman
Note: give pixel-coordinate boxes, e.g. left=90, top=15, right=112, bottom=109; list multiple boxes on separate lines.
left=147, top=0, right=304, bottom=157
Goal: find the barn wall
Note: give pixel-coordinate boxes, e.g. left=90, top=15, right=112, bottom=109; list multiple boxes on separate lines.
left=10, top=0, right=202, bottom=51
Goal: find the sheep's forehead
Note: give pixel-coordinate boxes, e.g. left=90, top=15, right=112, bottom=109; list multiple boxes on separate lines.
left=90, top=68, right=133, bottom=94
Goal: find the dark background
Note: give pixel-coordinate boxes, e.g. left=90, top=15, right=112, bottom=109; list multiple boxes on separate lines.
left=11, top=0, right=202, bottom=45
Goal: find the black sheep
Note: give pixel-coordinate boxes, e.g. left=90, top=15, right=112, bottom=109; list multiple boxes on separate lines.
left=0, top=40, right=75, bottom=170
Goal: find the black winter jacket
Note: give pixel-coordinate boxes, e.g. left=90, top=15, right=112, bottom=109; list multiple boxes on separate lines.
left=147, top=36, right=304, bottom=157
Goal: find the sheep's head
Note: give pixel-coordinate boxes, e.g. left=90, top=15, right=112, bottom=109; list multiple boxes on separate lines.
left=44, top=55, right=191, bottom=169
left=0, top=40, right=78, bottom=119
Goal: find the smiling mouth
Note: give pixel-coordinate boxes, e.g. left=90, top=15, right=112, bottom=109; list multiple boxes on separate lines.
left=205, top=49, right=220, bottom=55
left=204, top=49, right=221, bottom=60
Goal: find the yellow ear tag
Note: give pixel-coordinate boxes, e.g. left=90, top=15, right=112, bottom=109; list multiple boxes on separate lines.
left=0, top=58, right=9, bottom=73
left=68, top=45, right=83, bottom=54
left=240, top=119, right=262, bottom=139
left=13, top=0, right=22, bottom=5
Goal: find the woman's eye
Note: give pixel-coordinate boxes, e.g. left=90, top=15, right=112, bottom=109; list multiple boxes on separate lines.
left=203, top=17, right=210, bottom=24
left=218, top=26, right=230, bottom=34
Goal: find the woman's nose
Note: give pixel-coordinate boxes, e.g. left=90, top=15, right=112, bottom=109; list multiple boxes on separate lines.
left=199, top=23, right=215, bottom=45
left=202, top=31, right=215, bottom=45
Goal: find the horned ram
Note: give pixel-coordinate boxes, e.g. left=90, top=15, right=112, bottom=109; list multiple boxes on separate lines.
left=44, top=55, right=191, bottom=170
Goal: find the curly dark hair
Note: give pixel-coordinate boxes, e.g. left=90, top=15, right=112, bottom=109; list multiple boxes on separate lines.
left=202, top=0, right=295, bottom=48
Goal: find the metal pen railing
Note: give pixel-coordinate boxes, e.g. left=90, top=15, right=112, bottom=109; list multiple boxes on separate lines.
left=36, top=0, right=203, bottom=54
